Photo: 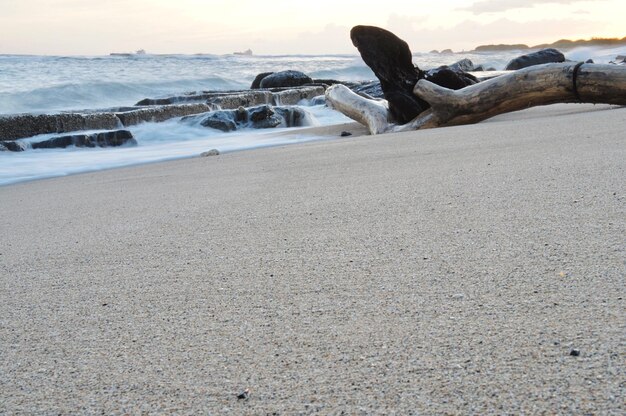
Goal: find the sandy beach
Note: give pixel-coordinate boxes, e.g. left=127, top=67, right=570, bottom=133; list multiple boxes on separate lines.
left=1, top=104, right=624, bottom=414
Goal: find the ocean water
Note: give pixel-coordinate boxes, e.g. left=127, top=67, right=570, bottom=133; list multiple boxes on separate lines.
left=1, top=47, right=623, bottom=185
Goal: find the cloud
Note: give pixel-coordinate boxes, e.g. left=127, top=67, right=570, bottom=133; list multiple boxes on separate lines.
left=462, top=0, right=596, bottom=14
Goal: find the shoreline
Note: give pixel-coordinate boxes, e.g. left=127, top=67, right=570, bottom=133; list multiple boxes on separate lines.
left=1, top=103, right=624, bottom=413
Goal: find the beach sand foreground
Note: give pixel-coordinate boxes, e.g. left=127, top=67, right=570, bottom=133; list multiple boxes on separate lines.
left=1, top=104, right=624, bottom=413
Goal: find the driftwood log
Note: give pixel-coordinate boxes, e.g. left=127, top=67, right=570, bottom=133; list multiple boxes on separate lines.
left=326, top=62, right=626, bottom=134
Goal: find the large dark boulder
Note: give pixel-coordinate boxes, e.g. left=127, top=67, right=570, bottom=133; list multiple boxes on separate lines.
left=259, top=70, right=313, bottom=88
left=349, top=25, right=478, bottom=124
left=250, top=72, right=274, bottom=89
left=31, top=130, right=136, bottom=149
left=505, top=48, right=565, bottom=70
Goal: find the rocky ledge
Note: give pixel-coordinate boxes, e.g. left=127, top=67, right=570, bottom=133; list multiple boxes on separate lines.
left=1, top=130, right=136, bottom=152
left=0, top=86, right=326, bottom=142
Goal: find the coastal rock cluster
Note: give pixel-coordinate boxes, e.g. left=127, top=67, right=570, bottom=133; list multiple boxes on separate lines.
left=0, top=86, right=325, bottom=152
left=182, top=105, right=310, bottom=132
left=1, top=38, right=613, bottom=153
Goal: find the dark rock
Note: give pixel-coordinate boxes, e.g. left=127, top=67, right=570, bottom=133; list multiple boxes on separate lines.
left=187, top=105, right=309, bottom=132
left=340, top=131, right=352, bottom=137
left=0, top=113, right=119, bottom=141
left=569, top=349, right=581, bottom=357
left=505, top=48, right=565, bottom=70
left=350, top=25, right=428, bottom=124
left=312, top=79, right=346, bottom=86
left=273, top=106, right=308, bottom=127
left=31, top=130, right=136, bottom=149
left=251, top=72, right=274, bottom=89
left=585, top=59, right=594, bottom=64
left=425, top=67, right=479, bottom=90
left=259, top=70, right=313, bottom=88
left=352, top=81, right=384, bottom=99
left=247, top=105, right=282, bottom=128
left=237, top=388, right=250, bottom=400
left=200, top=149, right=220, bottom=157
left=199, top=112, right=237, bottom=132
left=448, top=58, right=475, bottom=72
left=473, top=65, right=485, bottom=71
left=0, top=141, right=26, bottom=152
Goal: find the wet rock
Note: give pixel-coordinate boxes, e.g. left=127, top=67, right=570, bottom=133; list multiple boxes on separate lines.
left=259, top=70, right=313, bottom=88
left=505, top=48, right=565, bottom=70
left=311, top=79, right=346, bottom=86
left=273, top=106, right=308, bottom=127
left=200, top=113, right=237, bottom=132
left=208, top=90, right=274, bottom=109
left=0, top=113, right=120, bottom=141
left=585, top=59, right=594, bottom=64
left=352, top=81, right=384, bottom=99
left=340, top=131, right=352, bottom=137
left=247, top=105, right=283, bottom=128
left=185, top=105, right=309, bottom=132
left=272, top=86, right=325, bottom=105
left=251, top=72, right=274, bottom=89
left=0, top=141, right=27, bottom=152
left=115, top=103, right=214, bottom=125
left=200, top=149, right=220, bottom=157
left=447, top=58, right=475, bottom=72
left=569, top=349, right=581, bottom=357
left=31, top=130, right=136, bottom=149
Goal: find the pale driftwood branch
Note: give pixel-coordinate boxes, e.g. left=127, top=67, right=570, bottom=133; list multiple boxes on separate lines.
left=324, top=84, right=390, bottom=134
left=326, top=63, right=626, bottom=135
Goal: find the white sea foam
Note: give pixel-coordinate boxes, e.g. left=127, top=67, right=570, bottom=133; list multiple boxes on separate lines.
left=0, top=104, right=352, bottom=186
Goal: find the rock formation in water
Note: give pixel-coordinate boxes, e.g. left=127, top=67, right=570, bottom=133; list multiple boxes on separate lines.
left=182, top=105, right=309, bottom=132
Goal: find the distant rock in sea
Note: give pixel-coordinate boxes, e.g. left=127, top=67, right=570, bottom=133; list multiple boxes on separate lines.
left=473, top=44, right=529, bottom=52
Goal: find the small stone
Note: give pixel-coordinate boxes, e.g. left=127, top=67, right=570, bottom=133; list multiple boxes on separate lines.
left=237, top=388, right=250, bottom=400
left=451, top=293, right=465, bottom=300
left=570, top=349, right=580, bottom=357
left=201, top=149, right=220, bottom=157
left=340, top=131, right=352, bottom=137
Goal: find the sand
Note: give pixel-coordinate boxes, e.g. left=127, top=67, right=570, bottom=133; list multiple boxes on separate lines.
left=1, top=104, right=624, bottom=414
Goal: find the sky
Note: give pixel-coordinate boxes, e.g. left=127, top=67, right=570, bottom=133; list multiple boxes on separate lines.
left=0, top=0, right=624, bottom=55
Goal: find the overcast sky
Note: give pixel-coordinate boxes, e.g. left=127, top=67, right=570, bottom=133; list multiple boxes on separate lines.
left=1, top=0, right=624, bottom=55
